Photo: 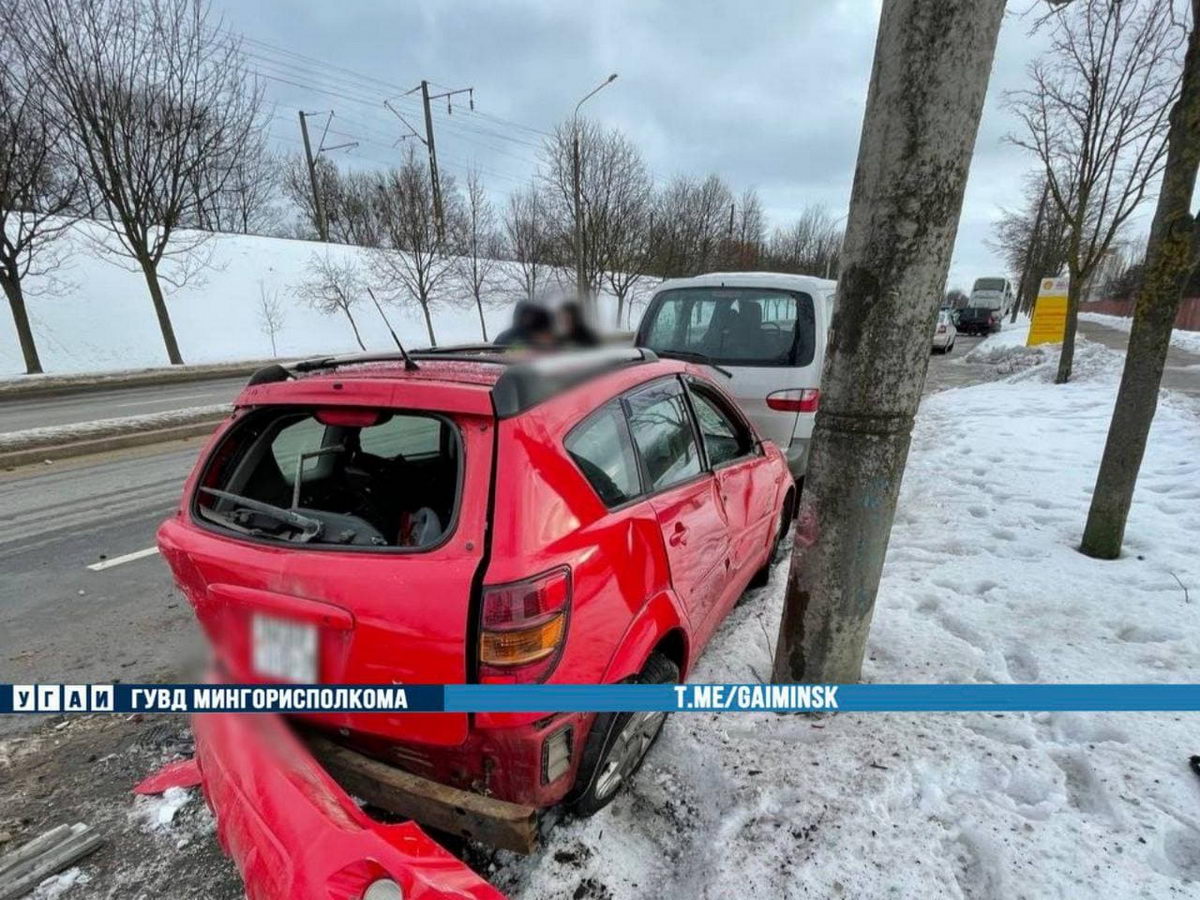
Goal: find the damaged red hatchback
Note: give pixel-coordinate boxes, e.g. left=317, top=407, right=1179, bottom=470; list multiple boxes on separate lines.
left=158, top=346, right=794, bottom=898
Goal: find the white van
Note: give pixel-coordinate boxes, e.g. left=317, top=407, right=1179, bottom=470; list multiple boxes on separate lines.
left=634, top=272, right=834, bottom=481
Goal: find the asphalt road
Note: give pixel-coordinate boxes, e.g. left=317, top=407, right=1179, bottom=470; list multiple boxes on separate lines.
left=0, top=375, right=248, bottom=435
left=1076, top=317, right=1200, bottom=400
left=0, top=436, right=209, bottom=735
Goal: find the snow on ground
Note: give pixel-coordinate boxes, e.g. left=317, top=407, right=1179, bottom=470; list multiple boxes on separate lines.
left=31, top=867, right=91, bottom=900
left=0, top=219, right=648, bottom=377
left=0, top=403, right=228, bottom=448
left=494, top=332, right=1200, bottom=899
left=1081, top=312, right=1200, bottom=357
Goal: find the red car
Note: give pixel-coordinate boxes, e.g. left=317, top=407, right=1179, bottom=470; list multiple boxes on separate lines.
left=158, top=346, right=794, bottom=899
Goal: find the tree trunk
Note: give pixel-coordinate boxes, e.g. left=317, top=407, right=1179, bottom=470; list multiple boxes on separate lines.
left=1055, top=268, right=1082, bottom=384
left=475, top=293, right=489, bottom=341
left=1081, top=11, right=1200, bottom=560
left=343, top=306, right=366, bottom=351
left=1, top=273, right=44, bottom=375
left=139, top=258, right=184, bottom=365
left=772, top=0, right=1006, bottom=684
left=421, top=300, right=438, bottom=347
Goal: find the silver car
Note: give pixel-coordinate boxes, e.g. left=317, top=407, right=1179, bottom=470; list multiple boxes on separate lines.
left=635, top=272, right=833, bottom=481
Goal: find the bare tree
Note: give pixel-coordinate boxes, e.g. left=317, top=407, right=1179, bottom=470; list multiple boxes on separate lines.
left=503, top=183, right=553, bottom=303
left=20, top=0, right=265, bottom=365
left=724, top=187, right=766, bottom=270
left=454, top=170, right=500, bottom=341
left=988, top=174, right=1071, bottom=316
left=190, top=134, right=280, bottom=236
left=1008, top=0, right=1183, bottom=383
left=542, top=120, right=649, bottom=305
left=256, top=279, right=285, bottom=356
left=1082, top=0, right=1200, bottom=559
left=0, top=18, right=81, bottom=374
left=648, top=174, right=735, bottom=277
left=766, top=204, right=843, bottom=277
left=373, top=148, right=459, bottom=348
left=597, top=140, right=653, bottom=327
left=296, top=251, right=367, bottom=351
left=773, top=0, right=1006, bottom=684
left=944, top=288, right=970, bottom=308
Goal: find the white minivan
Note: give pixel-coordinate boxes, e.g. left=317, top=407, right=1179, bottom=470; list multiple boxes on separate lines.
left=634, top=272, right=834, bottom=481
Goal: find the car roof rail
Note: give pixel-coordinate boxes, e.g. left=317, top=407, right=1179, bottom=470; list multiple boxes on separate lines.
left=492, top=347, right=658, bottom=418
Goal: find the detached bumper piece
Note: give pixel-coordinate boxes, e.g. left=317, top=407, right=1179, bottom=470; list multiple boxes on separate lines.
left=193, top=712, right=508, bottom=900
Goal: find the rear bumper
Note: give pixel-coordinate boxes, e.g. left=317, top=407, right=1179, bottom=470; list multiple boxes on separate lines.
left=785, top=437, right=810, bottom=479
left=193, top=712, right=506, bottom=900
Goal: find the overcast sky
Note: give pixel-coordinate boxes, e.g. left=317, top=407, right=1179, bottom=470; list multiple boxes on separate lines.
left=218, top=0, right=1093, bottom=292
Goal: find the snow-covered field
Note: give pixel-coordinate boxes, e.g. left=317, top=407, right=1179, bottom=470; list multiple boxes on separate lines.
left=492, top=327, right=1200, bottom=899
left=0, top=220, right=646, bottom=377
left=1080, top=311, right=1200, bottom=357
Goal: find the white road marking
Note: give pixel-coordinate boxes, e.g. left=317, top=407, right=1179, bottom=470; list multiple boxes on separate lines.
left=87, top=546, right=160, bottom=571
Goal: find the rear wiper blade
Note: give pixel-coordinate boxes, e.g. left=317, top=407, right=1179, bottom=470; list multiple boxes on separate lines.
left=200, top=488, right=323, bottom=542
left=650, top=349, right=733, bottom=378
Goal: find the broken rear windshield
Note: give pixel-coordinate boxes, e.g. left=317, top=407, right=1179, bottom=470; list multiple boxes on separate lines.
left=638, top=287, right=816, bottom=367
left=194, top=407, right=461, bottom=550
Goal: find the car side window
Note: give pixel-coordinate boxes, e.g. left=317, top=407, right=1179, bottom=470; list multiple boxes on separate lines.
left=565, top=401, right=642, bottom=507
left=625, top=379, right=703, bottom=492
left=688, top=387, right=753, bottom=467
left=358, top=414, right=443, bottom=460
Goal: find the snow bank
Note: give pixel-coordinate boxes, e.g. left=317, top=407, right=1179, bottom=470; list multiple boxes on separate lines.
left=499, top=339, right=1200, bottom=899
left=1081, top=312, right=1200, bottom=356
left=0, top=404, right=228, bottom=449
left=1, top=220, right=649, bottom=377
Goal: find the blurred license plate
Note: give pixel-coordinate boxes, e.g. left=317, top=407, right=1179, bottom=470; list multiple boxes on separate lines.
left=252, top=614, right=317, bottom=683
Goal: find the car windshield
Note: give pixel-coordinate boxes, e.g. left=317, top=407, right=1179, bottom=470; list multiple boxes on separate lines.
left=638, top=287, right=816, bottom=367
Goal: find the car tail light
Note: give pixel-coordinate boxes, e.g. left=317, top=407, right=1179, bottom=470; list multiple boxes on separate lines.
left=766, top=389, right=820, bottom=413
left=479, top=567, right=571, bottom=682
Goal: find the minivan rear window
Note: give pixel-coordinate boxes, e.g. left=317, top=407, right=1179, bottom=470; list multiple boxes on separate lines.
left=638, top=287, right=816, bottom=367
left=194, top=408, right=460, bottom=550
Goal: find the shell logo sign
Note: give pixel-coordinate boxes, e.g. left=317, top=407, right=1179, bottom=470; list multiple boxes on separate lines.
left=1028, top=276, right=1070, bottom=346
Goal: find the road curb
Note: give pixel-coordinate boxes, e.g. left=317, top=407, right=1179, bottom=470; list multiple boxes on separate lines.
left=0, top=416, right=226, bottom=470
left=0, top=360, right=276, bottom=401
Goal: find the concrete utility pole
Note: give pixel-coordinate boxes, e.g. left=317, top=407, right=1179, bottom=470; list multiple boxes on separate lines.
left=572, top=74, right=618, bottom=304
left=772, top=0, right=1006, bottom=684
left=398, top=80, right=474, bottom=243
left=298, top=111, right=329, bottom=242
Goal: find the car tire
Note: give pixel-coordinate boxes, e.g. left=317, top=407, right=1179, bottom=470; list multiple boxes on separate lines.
left=568, top=653, right=679, bottom=818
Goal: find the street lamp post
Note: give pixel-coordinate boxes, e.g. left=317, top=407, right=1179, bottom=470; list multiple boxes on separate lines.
left=572, top=74, right=618, bottom=306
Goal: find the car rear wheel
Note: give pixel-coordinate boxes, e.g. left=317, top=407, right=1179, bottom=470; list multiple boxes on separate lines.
left=568, top=653, right=679, bottom=817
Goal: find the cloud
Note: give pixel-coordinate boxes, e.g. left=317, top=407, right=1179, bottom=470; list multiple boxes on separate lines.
left=223, top=0, right=1154, bottom=289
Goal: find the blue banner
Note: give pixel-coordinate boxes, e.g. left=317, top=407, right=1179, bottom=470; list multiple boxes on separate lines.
left=3, top=683, right=1200, bottom=714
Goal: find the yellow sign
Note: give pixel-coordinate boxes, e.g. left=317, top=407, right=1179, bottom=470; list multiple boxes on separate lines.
left=1028, top=276, right=1069, bottom=346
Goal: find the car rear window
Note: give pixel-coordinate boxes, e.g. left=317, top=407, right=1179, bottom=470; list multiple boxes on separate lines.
left=638, top=286, right=816, bottom=367
left=194, top=407, right=460, bottom=550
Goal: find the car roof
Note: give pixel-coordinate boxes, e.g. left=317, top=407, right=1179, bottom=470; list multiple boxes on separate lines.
left=238, top=346, right=683, bottom=419
left=653, top=271, right=837, bottom=294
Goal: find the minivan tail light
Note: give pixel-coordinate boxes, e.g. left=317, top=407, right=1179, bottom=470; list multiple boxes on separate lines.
left=766, top=389, right=820, bottom=413
left=479, top=567, right=571, bottom=682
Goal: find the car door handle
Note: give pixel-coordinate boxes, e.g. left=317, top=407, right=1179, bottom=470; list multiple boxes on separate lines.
left=669, top=522, right=688, bottom=547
